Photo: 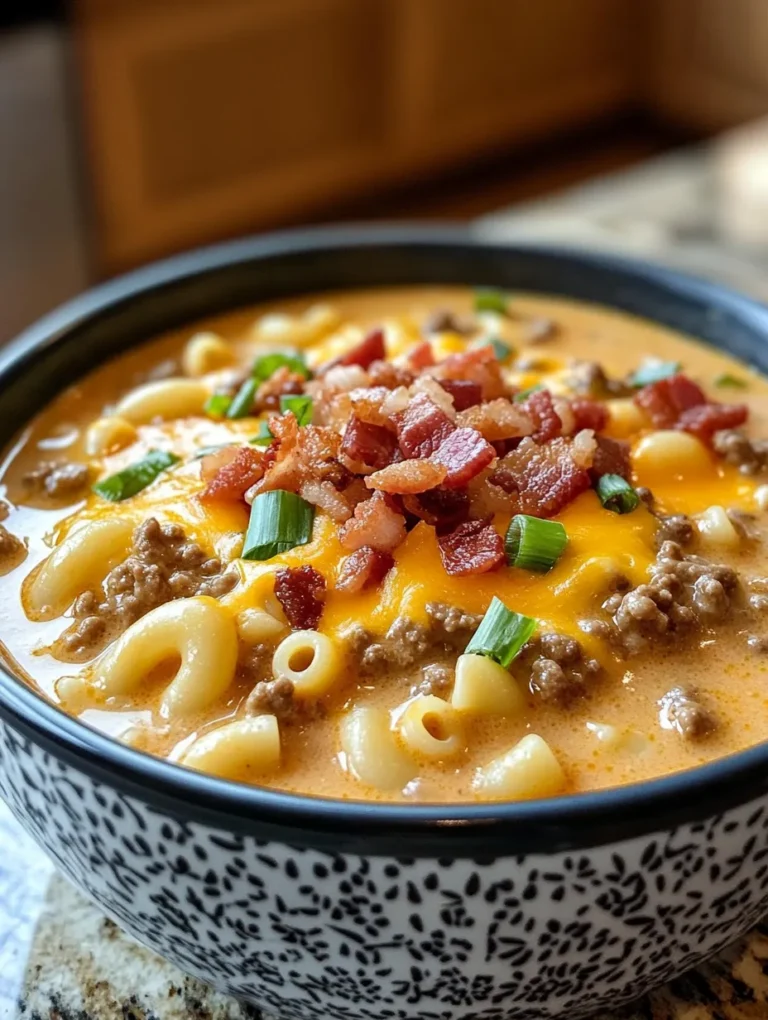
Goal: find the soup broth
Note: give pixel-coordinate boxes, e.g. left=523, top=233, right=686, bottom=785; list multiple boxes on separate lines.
left=2, top=286, right=768, bottom=802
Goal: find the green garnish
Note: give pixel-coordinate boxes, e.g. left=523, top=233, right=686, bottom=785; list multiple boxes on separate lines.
left=227, top=378, right=258, bottom=419
left=715, top=372, right=747, bottom=389
left=629, top=360, right=681, bottom=387
left=513, top=383, right=544, bottom=403
left=249, top=421, right=274, bottom=446
left=474, top=289, right=510, bottom=317
left=505, top=515, right=568, bottom=573
left=465, top=597, right=537, bottom=668
left=242, top=490, right=315, bottom=561
left=485, top=337, right=514, bottom=362
left=252, top=352, right=311, bottom=382
left=596, top=474, right=640, bottom=514
left=279, top=393, right=313, bottom=425
left=93, top=449, right=180, bottom=502
left=204, top=393, right=232, bottom=418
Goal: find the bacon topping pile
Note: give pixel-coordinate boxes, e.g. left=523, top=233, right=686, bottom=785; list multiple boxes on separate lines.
left=438, top=518, right=505, bottom=577
left=274, top=565, right=326, bottom=629
left=336, top=546, right=394, bottom=593
left=634, top=373, right=747, bottom=442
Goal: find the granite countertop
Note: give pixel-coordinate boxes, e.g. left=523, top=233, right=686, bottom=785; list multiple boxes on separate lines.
left=8, top=124, right=768, bottom=1020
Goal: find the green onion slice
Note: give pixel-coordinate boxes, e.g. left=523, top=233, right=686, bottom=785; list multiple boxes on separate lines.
left=629, top=360, right=681, bottom=387
left=204, top=393, right=232, bottom=418
left=715, top=372, right=747, bottom=389
left=513, top=383, right=544, bottom=403
left=279, top=393, right=313, bottom=425
left=227, top=378, right=258, bottom=419
left=596, top=473, right=640, bottom=514
left=252, top=352, right=311, bottom=382
left=92, top=449, right=180, bottom=502
left=485, top=337, right=514, bottom=361
left=505, top=515, right=567, bottom=573
left=465, top=597, right=537, bottom=668
left=242, top=490, right=315, bottom=561
left=249, top=421, right=274, bottom=446
left=474, top=289, right=510, bottom=317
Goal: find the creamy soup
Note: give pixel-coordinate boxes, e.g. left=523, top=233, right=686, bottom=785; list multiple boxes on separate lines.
left=1, top=286, right=768, bottom=803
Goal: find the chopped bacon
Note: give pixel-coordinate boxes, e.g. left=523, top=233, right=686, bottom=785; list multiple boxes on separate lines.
left=571, top=428, right=597, bottom=470
left=633, top=373, right=707, bottom=428
left=255, top=366, right=305, bottom=412
left=365, top=459, right=447, bottom=494
left=335, top=546, right=394, bottom=593
left=457, top=398, right=533, bottom=441
left=321, top=364, right=370, bottom=393
left=339, top=490, right=407, bottom=553
left=299, top=478, right=351, bottom=522
left=200, top=444, right=239, bottom=484
left=201, top=446, right=266, bottom=503
left=523, top=389, right=562, bottom=443
left=254, top=418, right=347, bottom=497
left=405, top=340, right=435, bottom=370
left=322, top=328, right=386, bottom=374
left=570, top=397, right=609, bottom=433
left=402, top=487, right=469, bottom=528
left=431, top=345, right=506, bottom=400
left=274, top=565, right=326, bottom=630
left=346, top=386, right=395, bottom=429
left=438, top=379, right=483, bottom=411
left=339, top=416, right=398, bottom=473
left=396, top=393, right=456, bottom=458
left=410, top=375, right=457, bottom=420
left=437, top=518, right=505, bottom=577
left=431, top=428, right=496, bottom=489
left=491, top=437, right=590, bottom=518
left=677, top=402, right=748, bottom=442
left=589, top=434, right=631, bottom=480
left=367, top=360, right=415, bottom=389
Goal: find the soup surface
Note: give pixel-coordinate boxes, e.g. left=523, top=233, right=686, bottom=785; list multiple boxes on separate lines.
left=2, top=286, right=768, bottom=803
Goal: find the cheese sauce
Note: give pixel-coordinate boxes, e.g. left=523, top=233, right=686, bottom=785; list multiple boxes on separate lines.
left=1, top=286, right=768, bottom=802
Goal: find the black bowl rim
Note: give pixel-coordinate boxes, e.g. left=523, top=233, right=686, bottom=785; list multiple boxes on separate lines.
left=3, top=222, right=768, bottom=857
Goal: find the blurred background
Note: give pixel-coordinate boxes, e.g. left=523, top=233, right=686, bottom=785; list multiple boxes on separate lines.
left=5, top=0, right=768, bottom=341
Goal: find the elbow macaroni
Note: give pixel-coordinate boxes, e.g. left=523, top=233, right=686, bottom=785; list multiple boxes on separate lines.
left=180, top=715, right=281, bottom=779
left=396, top=695, right=463, bottom=760
left=696, top=505, right=741, bottom=548
left=93, top=596, right=238, bottom=717
left=181, top=332, right=233, bottom=377
left=115, top=378, right=210, bottom=424
left=451, top=653, right=526, bottom=717
left=341, top=707, right=415, bottom=791
left=472, top=734, right=566, bottom=801
left=272, top=630, right=342, bottom=697
left=85, top=416, right=138, bottom=456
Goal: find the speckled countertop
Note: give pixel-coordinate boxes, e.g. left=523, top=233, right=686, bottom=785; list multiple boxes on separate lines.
left=8, top=126, right=768, bottom=1020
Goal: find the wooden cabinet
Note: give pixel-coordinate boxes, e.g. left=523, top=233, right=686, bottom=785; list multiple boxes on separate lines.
left=73, top=0, right=638, bottom=273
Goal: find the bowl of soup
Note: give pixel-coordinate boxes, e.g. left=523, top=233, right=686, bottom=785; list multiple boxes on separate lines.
left=2, top=226, right=768, bottom=1019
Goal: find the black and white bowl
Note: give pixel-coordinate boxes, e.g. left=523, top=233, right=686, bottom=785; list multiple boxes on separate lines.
left=2, top=226, right=768, bottom=1020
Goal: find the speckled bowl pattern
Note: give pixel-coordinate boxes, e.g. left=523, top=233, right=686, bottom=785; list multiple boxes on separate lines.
left=3, top=227, right=768, bottom=1020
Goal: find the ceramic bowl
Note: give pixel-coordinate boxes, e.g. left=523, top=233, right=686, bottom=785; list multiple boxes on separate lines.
left=2, top=226, right=768, bottom=1020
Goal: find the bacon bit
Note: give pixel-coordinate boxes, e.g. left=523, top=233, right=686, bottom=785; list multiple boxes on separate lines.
left=571, top=428, right=597, bottom=470
left=365, top=459, right=447, bottom=494
left=468, top=474, right=513, bottom=518
left=201, top=446, right=265, bottom=503
left=339, top=490, right=407, bottom=553
left=633, top=373, right=707, bottom=428
left=411, top=375, right=457, bottom=420
left=571, top=397, right=609, bottom=433
left=523, top=388, right=562, bottom=443
left=457, top=398, right=534, bottom=441
left=491, top=437, right=590, bottom=518
left=431, top=428, right=496, bottom=489
left=321, top=364, right=370, bottom=393
left=335, top=546, right=394, bottom=593
left=322, top=328, right=386, bottom=374
left=405, top=340, right=435, bottom=370
left=402, top=487, right=469, bottom=528
left=589, top=434, right=631, bottom=480
left=299, top=478, right=351, bottom=522
left=367, top=360, right=415, bottom=390
left=437, top=518, right=505, bottom=577
left=255, top=366, right=305, bottom=412
left=339, top=416, right=398, bottom=473
left=432, top=345, right=506, bottom=400
left=200, top=444, right=239, bottom=484
left=346, top=386, right=393, bottom=428
left=677, top=402, right=748, bottom=442
left=256, top=419, right=347, bottom=496
left=438, top=379, right=483, bottom=411
left=396, top=393, right=456, bottom=458
left=274, top=565, right=326, bottom=630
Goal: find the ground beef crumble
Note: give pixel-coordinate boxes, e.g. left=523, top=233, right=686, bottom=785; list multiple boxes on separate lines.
left=57, top=517, right=238, bottom=661
left=713, top=429, right=768, bottom=475
left=411, top=662, right=454, bottom=698
left=519, top=632, right=601, bottom=705
left=0, top=523, right=24, bottom=571
left=23, top=460, right=89, bottom=499
left=658, top=685, right=718, bottom=739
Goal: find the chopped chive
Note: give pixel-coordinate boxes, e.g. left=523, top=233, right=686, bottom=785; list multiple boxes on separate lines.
left=629, top=360, right=681, bottom=387
left=513, top=383, right=544, bottom=403
left=596, top=473, right=640, bottom=515
left=505, top=515, right=568, bottom=573
left=715, top=372, right=747, bottom=389
left=227, top=378, right=258, bottom=419
left=252, top=352, right=311, bottom=382
left=249, top=421, right=274, bottom=446
left=92, top=449, right=180, bottom=502
left=465, top=597, right=537, bottom=668
left=242, top=490, right=315, bottom=561
left=474, top=289, right=510, bottom=317
left=485, top=337, right=514, bottom=362
left=204, top=393, right=232, bottom=418
left=279, top=393, right=313, bottom=425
